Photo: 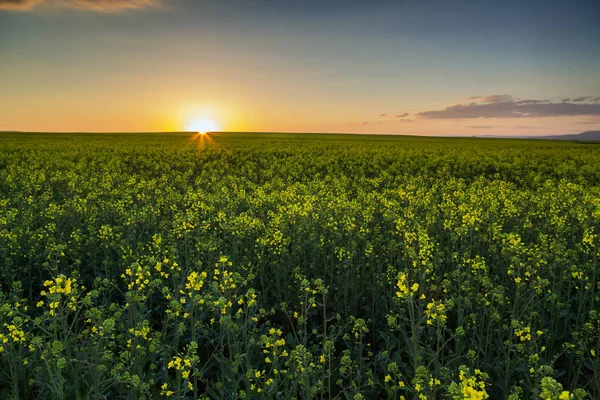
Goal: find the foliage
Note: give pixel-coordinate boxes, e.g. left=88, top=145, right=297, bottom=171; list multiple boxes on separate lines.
left=0, top=132, right=599, bottom=399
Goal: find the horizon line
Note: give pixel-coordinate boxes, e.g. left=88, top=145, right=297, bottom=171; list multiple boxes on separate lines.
left=0, top=129, right=593, bottom=137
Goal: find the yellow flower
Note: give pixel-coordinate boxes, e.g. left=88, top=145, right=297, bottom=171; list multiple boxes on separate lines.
left=425, top=300, right=447, bottom=325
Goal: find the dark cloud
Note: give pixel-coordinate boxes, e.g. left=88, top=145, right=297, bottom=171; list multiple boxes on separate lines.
left=377, top=113, right=387, bottom=117
left=573, top=96, right=600, bottom=102
left=395, top=113, right=409, bottom=118
left=573, top=96, right=592, bottom=102
left=416, top=95, right=600, bottom=119
left=0, top=0, right=160, bottom=12
left=514, top=99, right=550, bottom=105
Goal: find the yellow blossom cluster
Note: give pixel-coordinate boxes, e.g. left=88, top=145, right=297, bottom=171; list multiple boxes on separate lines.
left=154, top=260, right=171, bottom=279
left=122, top=264, right=151, bottom=291
left=186, top=271, right=208, bottom=293
left=395, top=272, right=419, bottom=299
left=3, top=323, right=26, bottom=344
left=178, top=270, right=209, bottom=310
left=425, top=299, right=447, bottom=325
left=160, top=383, right=174, bottom=397
left=127, top=321, right=152, bottom=348
left=448, top=367, right=489, bottom=400
left=261, top=327, right=288, bottom=362
left=514, top=326, right=532, bottom=342
left=213, top=257, right=236, bottom=293
left=39, top=274, right=79, bottom=316
left=457, top=369, right=488, bottom=400
left=167, top=355, right=194, bottom=390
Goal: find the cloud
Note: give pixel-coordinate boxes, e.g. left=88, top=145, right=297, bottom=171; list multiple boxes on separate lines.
left=573, top=96, right=600, bottom=102
left=477, top=94, right=517, bottom=103
left=514, top=126, right=552, bottom=130
left=395, top=113, right=409, bottom=118
left=416, top=95, right=600, bottom=119
left=0, top=0, right=160, bottom=12
left=514, top=99, right=550, bottom=105
left=467, top=94, right=517, bottom=103
left=378, top=113, right=387, bottom=117
left=0, top=0, right=42, bottom=10
left=576, top=119, right=600, bottom=125
left=468, top=125, right=494, bottom=129
left=351, top=118, right=413, bottom=126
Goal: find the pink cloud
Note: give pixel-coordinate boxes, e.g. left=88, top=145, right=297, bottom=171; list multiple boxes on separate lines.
left=0, top=0, right=160, bottom=12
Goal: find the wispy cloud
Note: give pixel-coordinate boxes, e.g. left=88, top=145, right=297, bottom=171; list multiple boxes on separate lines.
left=0, top=0, right=161, bottom=12
left=416, top=95, right=600, bottom=119
left=514, top=126, right=552, bottom=130
left=575, top=119, right=600, bottom=125
left=468, top=125, right=494, bottom=129
left=352, top=117, right=413, bottom=126
left=395, top=113, right=409, bottom=118
left=573, top=96, right=600, bottom=102
left=468, top=94, right=516, bottom=103
left=377, top=113, right=387, bottom=117
left=0, top=0, right=42, bottom=10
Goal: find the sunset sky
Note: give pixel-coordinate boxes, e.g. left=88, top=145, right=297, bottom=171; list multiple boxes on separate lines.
left=1, top=0, right=599, bottom=136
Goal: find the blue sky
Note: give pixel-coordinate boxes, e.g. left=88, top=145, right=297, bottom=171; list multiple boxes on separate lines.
left=1, top=0, right=599, bottom=134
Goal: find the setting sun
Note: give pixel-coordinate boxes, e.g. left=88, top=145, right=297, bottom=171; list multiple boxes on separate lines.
left=187, top=118, right=219, bottom=133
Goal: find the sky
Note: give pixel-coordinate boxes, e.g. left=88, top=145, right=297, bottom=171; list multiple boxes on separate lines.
left=1, top=0, right=600, bottom=136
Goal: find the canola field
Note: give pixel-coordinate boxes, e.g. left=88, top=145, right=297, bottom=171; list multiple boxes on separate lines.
left=0, top=131, right=599, bottom=399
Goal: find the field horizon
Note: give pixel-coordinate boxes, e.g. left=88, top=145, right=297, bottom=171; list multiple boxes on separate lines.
left=2, top=130, right=599, bottom=142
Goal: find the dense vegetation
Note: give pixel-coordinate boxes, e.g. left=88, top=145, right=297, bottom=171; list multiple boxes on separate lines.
left=0, top=132, right=599, bottom=399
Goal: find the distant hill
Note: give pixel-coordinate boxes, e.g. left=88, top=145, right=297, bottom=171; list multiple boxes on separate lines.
left=538, top=131, right=600, bottom=141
